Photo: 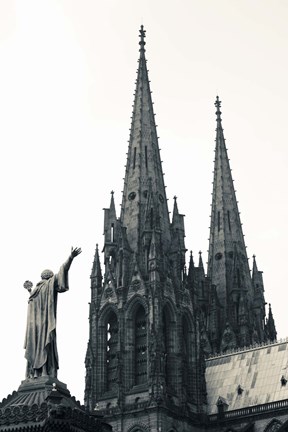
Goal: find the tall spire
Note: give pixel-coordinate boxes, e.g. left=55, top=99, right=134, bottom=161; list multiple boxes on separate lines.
left=207, top=97, right=253, bottom=332
left=120, top=26, right=170, bottom=255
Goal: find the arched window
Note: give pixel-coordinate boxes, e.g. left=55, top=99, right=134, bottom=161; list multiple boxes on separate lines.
left=134, top=305, right=147, bottom=385
left=105, top=311, right=118, bottom=392
left=127, top=426, right=148, bottom=432
left=163, top=305, right=177, bottom=393
left=182, top=314, right=195, bottom=398
left=264, top=419, right=283, bottom=432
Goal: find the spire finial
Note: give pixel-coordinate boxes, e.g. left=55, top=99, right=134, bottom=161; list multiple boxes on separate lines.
left=215, top=95, right=222, bottom=122
left=198, top=251, right=204, bottom=269
left=139, top=25, right=146, bottom=54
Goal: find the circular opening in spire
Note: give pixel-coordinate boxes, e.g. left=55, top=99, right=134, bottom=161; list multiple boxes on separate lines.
left=128, top=192, right=136, bottom=201
left=215, top=252, right=223, bottom=260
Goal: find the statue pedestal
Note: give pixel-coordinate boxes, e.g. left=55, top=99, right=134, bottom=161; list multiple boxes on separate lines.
left=0, top=376, right=112, bottom=432
left=12, top=376, right=71, bottom=407
left=18, top=376, right=70, bottom=396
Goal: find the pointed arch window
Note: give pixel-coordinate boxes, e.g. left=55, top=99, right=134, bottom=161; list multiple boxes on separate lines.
left=264, top=419, right=283, bottom=432
left=134, top=305, right=147, bottom=385
left=110, top=223, right=115, bottom=242
left=227, top=210, right=231, bottom=232
left=163, top=306, right=177, bottom=393
left=145, top=146, right=148, bottom=168
left=182, top=315, right=195, bottom=398
left=105, top=311, right=119, bottom=392
left=133, top=147, right=137, bottom=169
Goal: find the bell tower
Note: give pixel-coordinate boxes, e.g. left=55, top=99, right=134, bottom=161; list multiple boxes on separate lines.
left=85, top=26, right=206, bottom=432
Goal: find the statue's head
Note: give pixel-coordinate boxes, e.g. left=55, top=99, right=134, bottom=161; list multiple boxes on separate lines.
left=41, top=269, right=54, bottom=280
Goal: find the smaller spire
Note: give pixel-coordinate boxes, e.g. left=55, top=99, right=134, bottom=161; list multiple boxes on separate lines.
left=189, top=251, right=194, bottom=267
left=109, top=190, right=116, bottom=217
left=91, top=244, right=103, bottom=288
left=266, top=303, right=277, bottom=341
left=172, top=195, right=179, bottom=224
left=139, top=25, right=146, bottom=55
left=188, top=251, right=194, bottom=281
left=198, top=251, right=203, bottom=268
left=252, top=254, right=259, bottom=277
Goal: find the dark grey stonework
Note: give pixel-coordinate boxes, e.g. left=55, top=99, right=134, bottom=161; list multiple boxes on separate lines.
left=0, top=377, right=111, bottom=432
left=84, top=26, right=283, bottom=432
left=84, top=26, right=206, bottom=432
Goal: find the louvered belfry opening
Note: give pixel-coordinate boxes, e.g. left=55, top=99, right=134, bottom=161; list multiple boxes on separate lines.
left=106, top=311, right=118, bottom=392
left=134, top=305, right=147, bottom=385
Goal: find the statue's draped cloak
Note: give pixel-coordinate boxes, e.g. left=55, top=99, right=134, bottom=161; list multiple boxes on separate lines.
left=24, top=264, right=69, bottom=371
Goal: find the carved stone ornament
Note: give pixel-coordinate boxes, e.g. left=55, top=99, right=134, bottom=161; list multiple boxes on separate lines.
left=166, top=279, right=173, bottom=293
left=183, top=291, right=190, bottom=304
left=130, top=279, right=141, bottom=292
left=116, top=286, right=123, bottom=295
left=104, top=287, right=113, bottom=299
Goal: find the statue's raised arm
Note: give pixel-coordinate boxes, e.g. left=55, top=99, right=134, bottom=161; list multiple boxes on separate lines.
left=63, top=247, right=82, bottom=270
left=24, top=247, right=81, bottom=379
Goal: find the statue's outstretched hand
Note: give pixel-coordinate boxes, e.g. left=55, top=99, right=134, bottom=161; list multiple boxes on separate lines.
left=71, top=246, right=82, bottom=258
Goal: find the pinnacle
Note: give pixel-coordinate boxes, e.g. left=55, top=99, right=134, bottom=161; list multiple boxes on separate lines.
left=91, top=242, right=102, bottom=282
left=172, top=195, right=179, bottom=222
left=190, top=250, right=194, bottom=264
left=252, top=254, right=258, bottom=270
left=198, top=251, right=203, bottom=268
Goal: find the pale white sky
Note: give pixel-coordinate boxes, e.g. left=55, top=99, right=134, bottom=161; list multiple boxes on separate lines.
left=0, top=0, right=287, bottom=404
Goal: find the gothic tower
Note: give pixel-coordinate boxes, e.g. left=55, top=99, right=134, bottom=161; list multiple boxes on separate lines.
left=205, top=97, right=276, bottom=352
left=85, top=27, right=206, bottom=432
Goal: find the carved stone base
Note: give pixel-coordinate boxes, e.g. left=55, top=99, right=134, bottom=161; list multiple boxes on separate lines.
left=18, top=375, right=70, bottom=396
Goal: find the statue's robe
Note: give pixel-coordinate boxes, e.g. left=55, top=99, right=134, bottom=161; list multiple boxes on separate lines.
left=24, top=264, right=69, bottom=376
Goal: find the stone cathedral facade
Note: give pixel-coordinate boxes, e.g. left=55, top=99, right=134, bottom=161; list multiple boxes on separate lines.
left=84, top=27, right=287, bottom=432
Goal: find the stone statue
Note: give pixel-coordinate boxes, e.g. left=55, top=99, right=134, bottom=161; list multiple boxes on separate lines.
left=24, top=247, right=82, bottom=379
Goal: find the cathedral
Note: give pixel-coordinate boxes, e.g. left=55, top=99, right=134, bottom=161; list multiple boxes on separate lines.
left=1, top=26, right=288, bottom=432
left=83, top=26, right=286, bottom=432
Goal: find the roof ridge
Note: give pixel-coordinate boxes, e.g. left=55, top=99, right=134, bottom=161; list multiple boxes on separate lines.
left=206, top=337, right=288, bottom=360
